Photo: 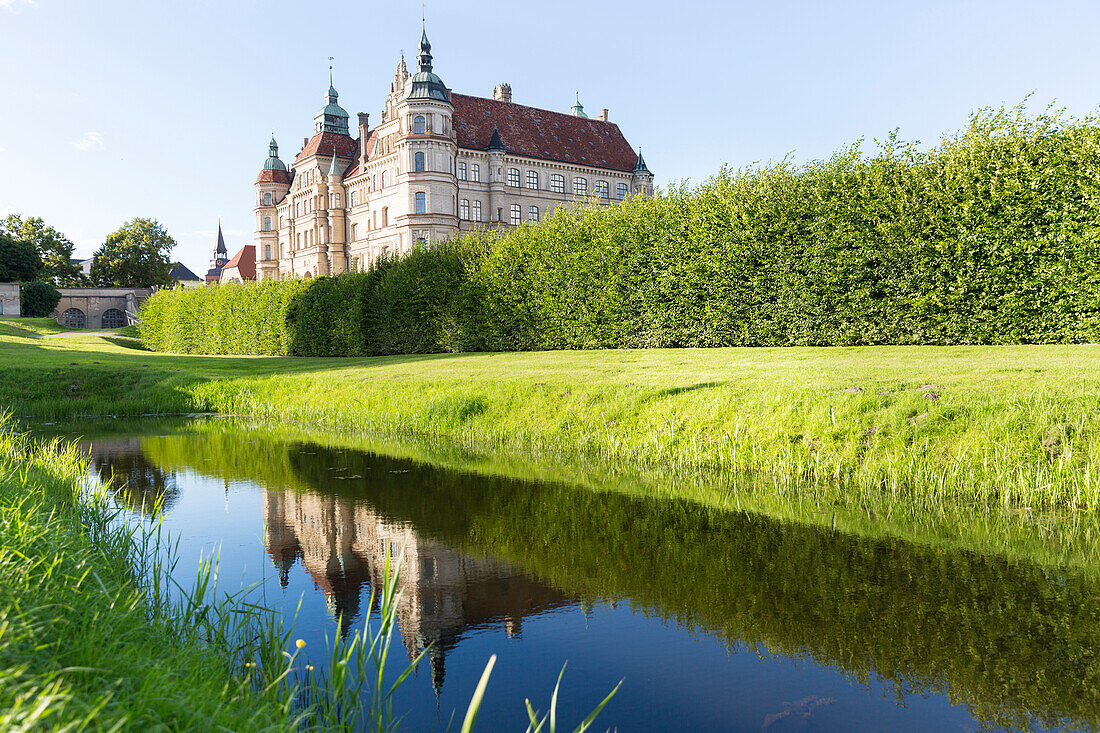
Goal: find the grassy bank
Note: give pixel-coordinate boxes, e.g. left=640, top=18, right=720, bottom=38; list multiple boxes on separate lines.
left=0, top=415, right=303, bottom=730
left=5, top=322, right=1100, bottom=510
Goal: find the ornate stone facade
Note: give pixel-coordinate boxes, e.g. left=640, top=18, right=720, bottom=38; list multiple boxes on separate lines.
left=253, top=29, right=653, bottom=280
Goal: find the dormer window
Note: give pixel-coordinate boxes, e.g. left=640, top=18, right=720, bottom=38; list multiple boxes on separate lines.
left=413, top=115, right=426, bottom=134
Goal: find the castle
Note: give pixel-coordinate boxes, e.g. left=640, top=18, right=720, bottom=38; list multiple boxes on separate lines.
left=253, top=28, right=653, bottom=280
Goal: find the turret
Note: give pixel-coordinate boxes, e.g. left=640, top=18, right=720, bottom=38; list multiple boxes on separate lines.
left=396, top=26, right=458, bottom=249
left=631, top=148, right=654, bottom=196
left=255, top=136, right=289, bottom=280
left=315, top=67, right=350, bottom=135
left=571, top=91, right=588, bottom=118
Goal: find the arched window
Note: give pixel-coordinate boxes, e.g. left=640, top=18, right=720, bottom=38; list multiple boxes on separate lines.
left=458, top=161, right=467, bottom=180
left=263, top=192, right=272, bottom=205
left=263, top=217, right=271, bottom=231
left=413, top=115, right=426, bottom=134
left=101, top=309, right=125, bottom=329
left=415, top=151, right=425, bottom=172
left=460, top=199, right=469, bottom=220
left=471, top=200, right=481, bottom=221
left=381, top=170, right=388, bottom=187
left=61, top=308, right=85, bottom=329
left=382, top=207, right=388, bottom=226
left=470, top=164, right=480, bottom=182
left=595, top=180, right=609, bottom=198
left=414, top=192, right=427, bottom=214
left=528, top=205, right=539, bottom=222
left=550, top=174, right=565, bottom=193
left=507, top=168, right=521, bottom=187
left=573, top=177, right=588, bottom=196
left=509, top=203, right=521, bottom=225
left=526, top=170, right=538, bottom=189
left=351, top=191, right=358, bottom=206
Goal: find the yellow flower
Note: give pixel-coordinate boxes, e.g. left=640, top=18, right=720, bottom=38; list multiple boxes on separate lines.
left=295, top=639, right=306, bottom=649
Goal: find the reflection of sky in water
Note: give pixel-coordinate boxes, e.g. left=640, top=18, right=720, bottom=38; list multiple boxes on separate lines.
left=74, top=427, right=998, bottom=732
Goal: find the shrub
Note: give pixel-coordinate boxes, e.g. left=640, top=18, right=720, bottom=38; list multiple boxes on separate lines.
left=19, top=280, right=61, bottom=318
left=139, top=104, right=1100, bottom=356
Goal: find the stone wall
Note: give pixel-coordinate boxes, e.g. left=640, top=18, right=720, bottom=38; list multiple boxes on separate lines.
left=52, top=287, right=152, bottom=329
left=0, top=283, right=20, bottom=318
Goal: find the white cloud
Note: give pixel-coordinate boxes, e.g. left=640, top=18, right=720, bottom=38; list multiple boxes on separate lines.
left=0, top=0, right=36, bottom=11
left=71, top=132, right=103, bottom=151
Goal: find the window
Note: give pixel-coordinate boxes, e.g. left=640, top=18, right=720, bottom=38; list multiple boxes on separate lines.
left=510, top=203, right=521, bottom=225
left=351, top=191, right=358, bottom=206
left=264, top=244, right=272, bottom=260
left=617, top=182, right=629, bottom=198
left=334, top=193, right=341, bottom=208
left=526, top=170, right=538, bottom=189
left=415, top=151, right=425, bottom=171
left=263, top=217, right=271, bottom=231
left=279, top=216, right=285, bottom=228
left=415, top=192, right=426, bottom=213
left=415, top=230, right=428, bottom=246
left=352, top=223, right=358, bottom=240
left=263, top=192, right=272, bottom=205
left=508, top=168, right=520, bottom=187
left=61, top=308, right=85, bottom=329
left=573, top=177, right=587, bottom=196
left=550, top=174, right=565, bottom=193
left=595, top=180, right=609, bottom=198
left=460, top=199, right=470, bottom=220
left=381, top=170, right=388, bottom=187
left=471, top=164, right=480, bottom=182
left=458, top=161, right=467, bottom=180
left=528, top=205, right=539, bottom=222
left=295, top=202, right=301, bottom=216
left=471, top=201, right=481, bottom=221
left=296, top=233, right=301, bottom=250
left=413, top=115, right=426, bottom=134
left=382, top=207, right=388, bottom=226
left=100, top=309, right=125, bottom=329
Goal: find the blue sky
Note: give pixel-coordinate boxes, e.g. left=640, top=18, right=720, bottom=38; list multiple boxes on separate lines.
left=1, top=0, right=1098, bottom=274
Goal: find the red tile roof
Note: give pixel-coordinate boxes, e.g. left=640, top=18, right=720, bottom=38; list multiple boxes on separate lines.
left=451, top=93, right=637, bottom=172
left=221, top=245, right=256, bottom=281
left=255, top=169, right=292, bottom=184
left=295, top=131, right=360, bottom=164
left=342, top=129, right=377, bottom=178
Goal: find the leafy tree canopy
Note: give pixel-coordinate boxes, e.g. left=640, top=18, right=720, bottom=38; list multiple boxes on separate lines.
left=0, top=234, right=42, bottom=282
left=19, top=280, right=62, bottom=317
left=91, top=218, right=176, bottom=288
left=0, top=215, right=83, bottom=285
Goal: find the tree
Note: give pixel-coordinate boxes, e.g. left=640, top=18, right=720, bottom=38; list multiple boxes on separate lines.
left=19, top=280, right=62, bottom=317
left=0, top=215, right=82, bottom=285
left=91, top=218, right=176, bottom=288
left=0, top=234, right=42, bottom=282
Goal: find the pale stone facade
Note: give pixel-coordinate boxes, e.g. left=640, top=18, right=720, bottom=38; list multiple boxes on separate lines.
left=0, top=283, right=20, bottom=318
left=51, top=288, right=151, bottom=328
left=253, top=30, right=653, bottom=280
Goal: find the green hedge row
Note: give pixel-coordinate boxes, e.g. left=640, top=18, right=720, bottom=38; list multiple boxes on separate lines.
left=140, top=105, right=1100, bottom=355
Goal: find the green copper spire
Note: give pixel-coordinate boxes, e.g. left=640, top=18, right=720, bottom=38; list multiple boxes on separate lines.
left=486, top=127, right=504, bottom=152
left=263, top=135, right=287, bottom=171
left=404, top=26, right=450, bottom=103
left=571, top=91, right=587, bottom=118
left=633, top=148, right=650, bottom=174
left=328, top=145, right=340, bottom=177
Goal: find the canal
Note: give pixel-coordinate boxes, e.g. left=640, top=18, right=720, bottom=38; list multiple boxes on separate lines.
left=35, top=416, right=1100, bottom=731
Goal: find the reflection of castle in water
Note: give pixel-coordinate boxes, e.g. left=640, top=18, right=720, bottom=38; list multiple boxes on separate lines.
left=263, top=488, right=573, bottom=692
left=78, top=437, right=181, bottom=515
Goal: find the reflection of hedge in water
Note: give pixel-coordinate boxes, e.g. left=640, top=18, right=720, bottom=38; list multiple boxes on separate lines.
left=144, top=428, right=1100, bottom=730
left=142, top=106, right=1100, bottom=355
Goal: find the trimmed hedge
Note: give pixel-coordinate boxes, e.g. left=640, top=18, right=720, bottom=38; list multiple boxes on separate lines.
left=140, top=105, right=1100, bottom=355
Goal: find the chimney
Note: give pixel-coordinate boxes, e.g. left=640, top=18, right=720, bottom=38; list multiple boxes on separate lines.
left=302, top=137, right=308, bottom=151
left=357, top=112, right=370, bottom=165
left=493, top=83, right=512, bottom=103
left=596, top=108, right=609, bottom=122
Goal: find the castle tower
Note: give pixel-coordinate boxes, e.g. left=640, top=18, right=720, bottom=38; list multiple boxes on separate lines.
left=323, top=147, right=347, bottom=274
left=395, top=26, right=459, bottom=246
left=486, top=127, right=505, bottom=224
left=255, top=136, right=290, bottom=280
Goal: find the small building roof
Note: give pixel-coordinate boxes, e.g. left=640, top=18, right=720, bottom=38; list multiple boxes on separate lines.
left=220, top=245, right=256, bottom=281
left=169, top=262, right=202, bottom=282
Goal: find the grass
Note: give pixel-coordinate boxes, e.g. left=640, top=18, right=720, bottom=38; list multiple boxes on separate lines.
left=0, top=317, right=71, bottom=337
left=0, top=417, right=306, bottom=730
left=4, top=327, right=1100, bottom=511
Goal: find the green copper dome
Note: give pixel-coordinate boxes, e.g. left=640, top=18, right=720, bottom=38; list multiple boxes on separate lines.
left=263, top=136, right=287, bottom=171
left=404, top=28, right=451, bottom=103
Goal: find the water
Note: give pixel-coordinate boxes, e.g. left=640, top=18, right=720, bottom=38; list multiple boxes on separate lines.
left=36, top=417, right=1100, bottom=731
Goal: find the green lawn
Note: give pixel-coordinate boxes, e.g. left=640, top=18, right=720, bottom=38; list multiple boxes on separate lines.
left=5, top=327, right=1100, bottom=509
left=0, top=317, right=70, bottom=337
